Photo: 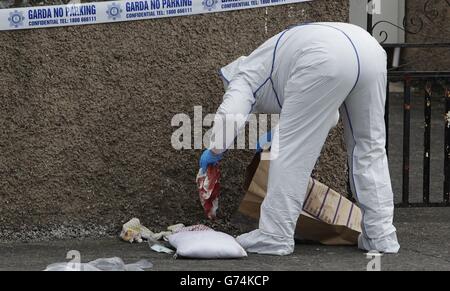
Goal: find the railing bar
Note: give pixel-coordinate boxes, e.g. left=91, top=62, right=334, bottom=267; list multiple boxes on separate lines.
left=383, top=43, right=450, bottom=48
left=445, top=87, right=450, bottom=205
left=423, top=82, right=432, bottom=204
left=402, top=77, right=412, bottom=206
left=396, top=202, right=449, bottom=208
left=388, top=72, right=450, bottom=79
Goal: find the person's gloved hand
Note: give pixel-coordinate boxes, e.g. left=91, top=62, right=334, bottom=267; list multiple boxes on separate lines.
left=199, top=149, right=223, bottom=174
left=256, top=131, right=272, bottom=153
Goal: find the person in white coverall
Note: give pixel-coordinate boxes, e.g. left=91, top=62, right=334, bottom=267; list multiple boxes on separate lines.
left=199, top=22, right=400, bottom=255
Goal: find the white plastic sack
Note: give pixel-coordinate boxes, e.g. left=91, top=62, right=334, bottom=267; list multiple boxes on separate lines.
left=168, top=230, right=247, bottom=259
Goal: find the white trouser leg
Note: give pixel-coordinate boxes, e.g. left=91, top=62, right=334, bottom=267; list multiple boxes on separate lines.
left=237, top=46, right=357, bottom=255
left=341, top=50, right=400, bottom=254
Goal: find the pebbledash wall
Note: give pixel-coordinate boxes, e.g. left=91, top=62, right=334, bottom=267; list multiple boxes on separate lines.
left=0, top=0, right=349, bottom=241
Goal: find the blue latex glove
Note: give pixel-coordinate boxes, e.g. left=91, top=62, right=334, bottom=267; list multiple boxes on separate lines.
left=256, top=131, right=272, bottom=153
left=199, top=149, right=223, bottom=174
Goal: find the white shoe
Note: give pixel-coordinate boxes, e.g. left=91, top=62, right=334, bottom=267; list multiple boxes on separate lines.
left=236, top=229, right=295, bottom=256
left=358, top=232, right=400, bottom=254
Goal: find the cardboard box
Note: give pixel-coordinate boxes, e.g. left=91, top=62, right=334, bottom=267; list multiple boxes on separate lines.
left=238, top=153, right=362, bottom=245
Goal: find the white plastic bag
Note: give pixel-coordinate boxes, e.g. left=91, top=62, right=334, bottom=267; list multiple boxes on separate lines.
left=168, top=230, right=247, bottom=259
left=123, top=259, right=154, bottom=271
left=44, top=257, right=153, bottom=271
left=44, top=263, right=101, bottom=271
left=88, top=257, right=127, bottom=271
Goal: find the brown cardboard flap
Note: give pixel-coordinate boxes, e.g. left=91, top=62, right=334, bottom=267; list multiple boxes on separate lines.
left=243, top=152, right=262, bottom=192
left=297, top=213, right=359, bottom=245
left=238, top=152, right=362, bottom=246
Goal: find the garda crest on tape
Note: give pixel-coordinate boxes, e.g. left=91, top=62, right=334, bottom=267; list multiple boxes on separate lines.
left=107, top=2, right=123, bottom=20
left=8, top=10, right=25, bottom=28
left=202, top=0, right=218, bottom=11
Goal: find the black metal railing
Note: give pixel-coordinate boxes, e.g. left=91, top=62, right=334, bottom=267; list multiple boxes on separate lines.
left=383, top=44, right=450, bottom=207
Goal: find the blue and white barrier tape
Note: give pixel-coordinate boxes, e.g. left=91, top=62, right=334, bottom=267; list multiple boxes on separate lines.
left=0, top=0, right=311, bottom=31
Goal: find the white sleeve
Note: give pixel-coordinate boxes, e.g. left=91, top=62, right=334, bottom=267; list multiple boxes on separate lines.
left=210, top=78, right=255, bottom=152
left=210, top=33, right=280, bottom=152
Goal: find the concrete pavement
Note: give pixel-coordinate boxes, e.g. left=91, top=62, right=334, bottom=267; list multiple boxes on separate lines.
left=1, top=207, right=449, bottom=271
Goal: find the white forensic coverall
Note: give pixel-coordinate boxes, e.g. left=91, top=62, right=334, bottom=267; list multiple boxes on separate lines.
left=211, top=22, right=400, bottom=255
